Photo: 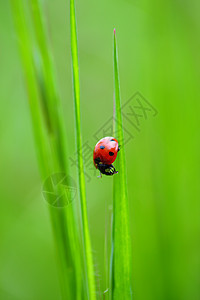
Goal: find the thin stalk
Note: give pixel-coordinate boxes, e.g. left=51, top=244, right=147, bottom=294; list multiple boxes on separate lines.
left=69, top=0, right=96, bottom=299
left=111, top=28, right=132, bottom=299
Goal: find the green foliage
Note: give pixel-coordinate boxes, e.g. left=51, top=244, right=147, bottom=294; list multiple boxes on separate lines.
left=4, top=0, right=200, bottom=300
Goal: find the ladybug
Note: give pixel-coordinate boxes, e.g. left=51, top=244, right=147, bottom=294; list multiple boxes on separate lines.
left=93, top=136, right=120, bottom=176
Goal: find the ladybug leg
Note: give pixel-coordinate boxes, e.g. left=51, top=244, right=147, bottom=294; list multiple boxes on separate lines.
left=110, top=164, right=118, bottom=174
left=97, top=172, right=102, bottom=178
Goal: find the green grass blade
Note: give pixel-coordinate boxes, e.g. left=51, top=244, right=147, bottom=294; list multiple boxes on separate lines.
left=30, top=0, right=68, bottom=172
left=112, top=28, right=132, bottom=299
left=70, top=0, right=96, bottom=299
left=10, top=0, right=50, bottom=180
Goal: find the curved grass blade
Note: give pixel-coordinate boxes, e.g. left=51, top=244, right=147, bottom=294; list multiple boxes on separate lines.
left=10, top=0, right=50, bottom=180
left=70, top=0, right=96, bottom=299
left=111, top=28, right=132, bottom=299
left=30, top=0, right=68, bottom=172
left=30, top=0, right=71, bottom=175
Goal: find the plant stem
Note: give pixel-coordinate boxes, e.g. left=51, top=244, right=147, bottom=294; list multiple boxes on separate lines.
left=70, top=0, right=96, bottom=298
left=111, top=28, right=132, bottom=299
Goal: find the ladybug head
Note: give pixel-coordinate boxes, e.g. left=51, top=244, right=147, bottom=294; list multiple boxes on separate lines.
left=96, top=163, right=118, bottom=176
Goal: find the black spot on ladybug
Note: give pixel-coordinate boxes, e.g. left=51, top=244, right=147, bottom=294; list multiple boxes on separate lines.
left=109, top=151, right=114, bottom=156
left=100, top=145, right=105, bottom=149
left=94, top=157, right=101, bottom=164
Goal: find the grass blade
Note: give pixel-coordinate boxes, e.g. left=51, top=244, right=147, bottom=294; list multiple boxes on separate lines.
left=10, top=0, right=50, bottom=180
left=70, top=0, right=96, bottom=299
left=30, top=0, right=68, bottom=172
left=111, top=28, right=132, bottom=299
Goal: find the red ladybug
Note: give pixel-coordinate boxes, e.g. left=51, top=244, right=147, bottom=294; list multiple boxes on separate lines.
left=93, top=136, right=120, bottom=176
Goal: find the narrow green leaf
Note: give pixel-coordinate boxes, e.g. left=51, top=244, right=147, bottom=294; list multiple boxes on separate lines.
left=70, top=0, right=96, bottom=299
left=30, top=0, right=68, bottom=172
left=112, top=28, right=132, bottom=299
left=10, top=0, right=50, bottom=180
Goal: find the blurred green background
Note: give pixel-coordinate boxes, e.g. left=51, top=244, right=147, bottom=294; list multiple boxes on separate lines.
left=1, top=0, right=200, bottom=299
